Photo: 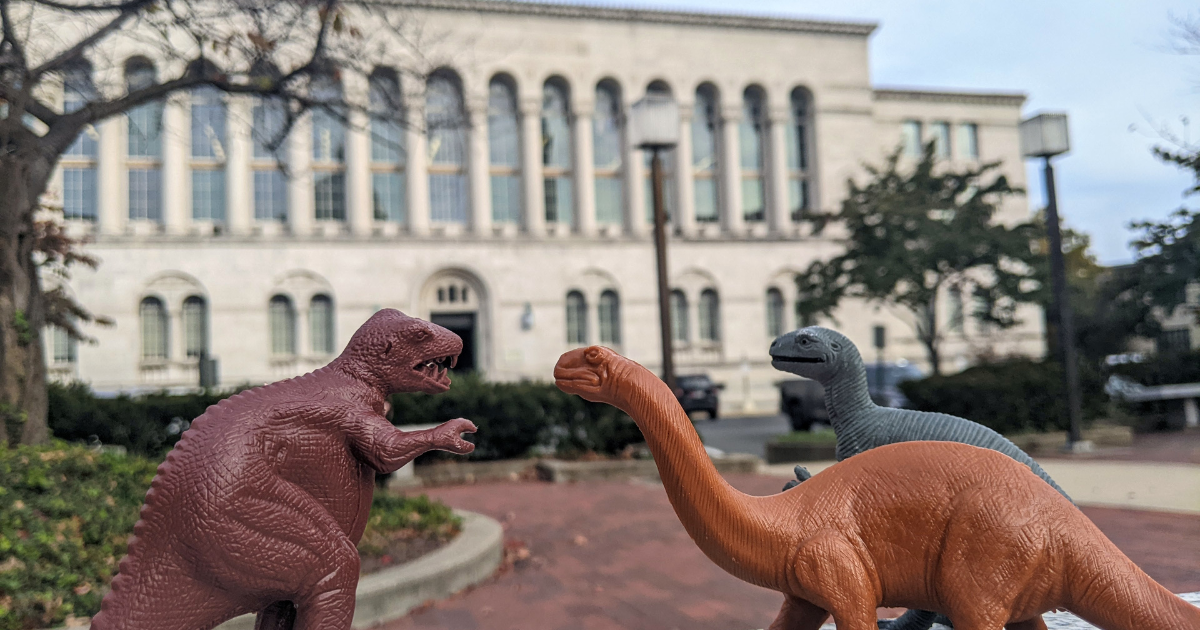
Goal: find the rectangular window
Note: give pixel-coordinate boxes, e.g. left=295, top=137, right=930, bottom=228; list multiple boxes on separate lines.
left=544, top=176, right=573, bottom=225
left=931, top=121, right=951, bottom=158
left=127, top=103, right=163, bottom=158
left=694, top=179, right=718, bottom=223
left=957, top=122, right=979, bottom=159
left=429, top=173, right=468, bottom=223
left=254, top=170, right=288, bottom=221
left=312, top=109, right=346, bottom=163
left=62, top=168, right=97, bottom=220
left=191, top=101, right=226, bottom=159
left=788, top=179, right=809, bottom=220
left=742, top=179, right=765, bottom=222
left=490, top=174, right=521, bottom=224
left=371, top=118, right=404, bottom=164
left=128, top=168, right=162, bottom=221
left=253, top=99, right=287, bottom=160
left=65, top=126, right=97, bottom=158
left=595, top=176, right=623, bottom=225
left=50, top=326, right=76, bottom=364
left=314, top=172, right=346, bottom=221
left=901, top=120, right=922, bottom=157
left=192, top=170, right=226, bottom=222
left=372, top=172, right=405, bottom=222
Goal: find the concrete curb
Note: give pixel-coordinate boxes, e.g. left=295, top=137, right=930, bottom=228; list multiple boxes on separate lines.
left=59, top=510, right=503, bottom=630
left=536, top=453, right=762, bottom=482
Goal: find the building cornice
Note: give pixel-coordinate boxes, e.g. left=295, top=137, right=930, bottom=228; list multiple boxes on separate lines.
left=874, top=87, right=1026, bottom=107
left=379, top=0, right=878, bottom=36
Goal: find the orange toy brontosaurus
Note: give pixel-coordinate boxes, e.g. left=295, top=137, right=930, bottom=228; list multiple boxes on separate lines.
left=554, top=346, right=1200, bottom=630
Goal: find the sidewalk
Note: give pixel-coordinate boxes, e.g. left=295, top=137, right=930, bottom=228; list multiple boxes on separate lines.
left=384, top=472, right=1200, bottom=630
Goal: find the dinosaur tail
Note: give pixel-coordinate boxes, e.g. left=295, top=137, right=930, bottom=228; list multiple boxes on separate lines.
left=1062, top=531, right=1200, bottom=630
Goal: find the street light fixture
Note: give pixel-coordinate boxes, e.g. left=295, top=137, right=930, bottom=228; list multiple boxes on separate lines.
left=631, top=93, right=681, bottom=389
left=1019, top=112, right=1087, bottom=452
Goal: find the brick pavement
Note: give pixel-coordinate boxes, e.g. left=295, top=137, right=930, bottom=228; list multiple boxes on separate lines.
left=383, top=472, right=1200, bottom=630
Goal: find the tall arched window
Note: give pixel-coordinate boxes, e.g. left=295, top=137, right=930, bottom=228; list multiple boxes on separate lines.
left=125, top=58, right=162, bottom=222
left=182, top=296, right=208, bottom=358
left=369, top=67, right=405, bottom=223
left=62, top=60, right=97, bottom=221
left=565, top=290, right=587, bottom=344
left=699, top=288, right=721, bottom=342
left=593, top=80, right=623, bottom=225
left=643, top=81, right=676, bottom=224
left=739, top=87, right=767, bottom=223
left=599, top=290, right=621, bottom=345
left=786, top=88, right=813, bottom=220
left=692, top=85, right=720, bottom=223
left=670, top=289, right=689, bottom=343
left=310, top=294, right=335, bottom=354
left=488, top=75, right=521, bottom=224
left=140, top=297, right=168, bottom=360
left=191, top=85, right=227, bottom=223
left=251, top=63, right=287, bottom=223
left=426, top=71, right=468, bottom=224
left=542, top=78, right=573, bottom=226
left=766, top=288, right=784, bottom=338
left=269, top=295, right=296, bottom=356
left=311, top=70, right=346, bottom=221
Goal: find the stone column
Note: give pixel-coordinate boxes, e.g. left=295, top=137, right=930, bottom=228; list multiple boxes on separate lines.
left=96, top=117, right=124, bottom=235
left=623, top=103, right=647, bottom=237
left=675, top=106, right=696, bottom=237
left=287, top=115, right=313, bottom=237
left=225, top=96, right=252, bottom=236
left=161, top=95, right=188, bottom=234
left=768, top=108, right=792, bottom=234
left=405, top=101, right=430, bottom=236
left=573, top=108, right=596, bottom=237
left=467, top=104, right=492, bottom=236
left=345, top=108, right=372, bottom=236
left=720, top=104, right=744, bottom=236
left=520, top=98, right=545, bottom=237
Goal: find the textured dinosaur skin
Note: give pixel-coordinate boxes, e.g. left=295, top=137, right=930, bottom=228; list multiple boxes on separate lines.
left=555, top=346, right=1200, bottom=630
left=770, top=327, right=1072, bottom=630
left=89, top=309, right=477, bottom=630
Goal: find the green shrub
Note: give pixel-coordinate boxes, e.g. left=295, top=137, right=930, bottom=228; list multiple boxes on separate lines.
left=0, top=442, right=158, bottom=630
left=898, top=359, right=1107, bottom=435
left=0, top=443, right=460, bottom=630
left=389, top=372, right=642, bottom=462
left=772, top=429, right=837, bottom=444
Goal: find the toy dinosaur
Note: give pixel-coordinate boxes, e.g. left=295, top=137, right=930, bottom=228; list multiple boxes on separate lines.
left=770, top=327, right=1073, bottom=630
left=555, top=346, right=1200, bottom=630
left=90, top=309, right=477, bottom=630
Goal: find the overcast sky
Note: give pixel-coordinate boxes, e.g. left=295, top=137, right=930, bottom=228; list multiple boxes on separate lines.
left=610, top=0, right=1200, bottom=264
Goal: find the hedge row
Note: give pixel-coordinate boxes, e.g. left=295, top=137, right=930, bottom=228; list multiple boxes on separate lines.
left=898, top=359, right=1108, bottom=435
left=47, top=372, right=642, bottom=461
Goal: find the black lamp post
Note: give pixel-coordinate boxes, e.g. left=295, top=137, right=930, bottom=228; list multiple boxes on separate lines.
left=631, top=93, right=681, bottom=389
left=1019, top=112, right=1087, bottom=452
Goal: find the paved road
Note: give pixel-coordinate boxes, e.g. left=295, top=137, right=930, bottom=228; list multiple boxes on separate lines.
left=694, top=413, right=792, bottom=458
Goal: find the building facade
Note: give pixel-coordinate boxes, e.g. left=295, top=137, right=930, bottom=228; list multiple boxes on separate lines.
left=45, top=0, right=1044, bottom=412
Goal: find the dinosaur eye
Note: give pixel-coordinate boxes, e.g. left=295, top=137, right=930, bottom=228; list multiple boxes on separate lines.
left=402, top=326, right=433, bottom=342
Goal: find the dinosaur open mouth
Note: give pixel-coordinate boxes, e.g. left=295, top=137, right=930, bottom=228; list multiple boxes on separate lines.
left=772, top=356, right=825, bottom=364
left=413, top=355, right=458, bottom=383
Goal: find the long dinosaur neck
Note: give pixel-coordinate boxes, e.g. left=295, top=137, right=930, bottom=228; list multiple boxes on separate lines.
left=823, top=348, right=878, bottom=451
left=609, top=364, right=787, bottom=588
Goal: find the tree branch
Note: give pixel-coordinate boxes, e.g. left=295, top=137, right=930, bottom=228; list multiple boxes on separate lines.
left=30, top=0, right=154, bottom=79
left=30, top=0, right=150, bottom=12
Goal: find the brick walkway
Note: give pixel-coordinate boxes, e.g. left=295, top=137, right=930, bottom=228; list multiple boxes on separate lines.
left=383, top=473, right=1200, bottom=630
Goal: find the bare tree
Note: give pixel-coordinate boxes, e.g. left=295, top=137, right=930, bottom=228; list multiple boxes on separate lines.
left=0, top=0, right=427, bottom=446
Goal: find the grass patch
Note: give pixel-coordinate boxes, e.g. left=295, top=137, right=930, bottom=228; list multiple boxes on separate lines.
left=357, top=494, right=462, bottom=558
left=771, top=429, right=838, bottom=444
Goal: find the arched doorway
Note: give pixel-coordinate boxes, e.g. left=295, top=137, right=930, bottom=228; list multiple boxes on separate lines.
left=420, top=270, right=487, bottom=373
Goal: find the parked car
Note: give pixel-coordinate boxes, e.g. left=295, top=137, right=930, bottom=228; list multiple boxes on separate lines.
left=778, top=361, right=924, bottom=431
left=674, top=374, right=722, bottom=420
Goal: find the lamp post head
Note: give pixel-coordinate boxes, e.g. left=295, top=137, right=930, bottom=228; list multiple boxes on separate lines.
left=1019, top=112, right=1070, bottom=159
left=630, top=93, right=680, bottom=150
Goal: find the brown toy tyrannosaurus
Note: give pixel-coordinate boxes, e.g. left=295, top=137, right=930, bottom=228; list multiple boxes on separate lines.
left=555, top=346, right=1200, bottom=630
left=90, top=309, right=477, bottom=630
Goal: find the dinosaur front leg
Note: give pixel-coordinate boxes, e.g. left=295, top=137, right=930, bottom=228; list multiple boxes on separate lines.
left=347, top=414, right=476, bottom=473
left=770, top=596, right=829, bottom=630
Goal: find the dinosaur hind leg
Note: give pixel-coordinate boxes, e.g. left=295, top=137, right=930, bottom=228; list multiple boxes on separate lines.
left=792, top=533, right=880, bottom=630
left=769, top=596, right=829, bottom=630
left=255, top=601, right=297, bottom=630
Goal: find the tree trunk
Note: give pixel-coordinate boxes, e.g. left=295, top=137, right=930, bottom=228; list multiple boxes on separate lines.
left=915, top=295, right=941, bottom=376
left=0, top=155, right=51, bottom=446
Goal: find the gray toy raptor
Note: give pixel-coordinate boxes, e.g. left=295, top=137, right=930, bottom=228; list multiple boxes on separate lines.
left=769, top=326, right=1072, bottom=630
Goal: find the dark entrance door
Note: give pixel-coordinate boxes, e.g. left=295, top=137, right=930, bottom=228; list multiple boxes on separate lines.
left=430, top=312, right=477, bottom=372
